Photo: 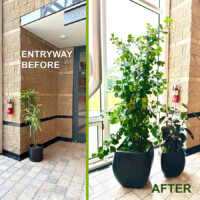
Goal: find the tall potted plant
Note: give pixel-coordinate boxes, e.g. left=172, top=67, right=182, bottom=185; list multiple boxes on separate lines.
left=20, top=89, right=44, bottom=162
left=92, top=17, right=174, bottom=188
left=160, top=103, right=199, bottom=177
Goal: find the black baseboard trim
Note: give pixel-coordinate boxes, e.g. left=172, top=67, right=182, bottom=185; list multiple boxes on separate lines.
left=3, top=115, right=73, bottom=128
left=57, top=137, right=73, bottom=142
left=43, top=137, right=59, bottom=148
left=183, top=144, right=200, bottom=156
left=2, top=136, right=73, bottom=161
left=2, top=150, right=29, bottom=161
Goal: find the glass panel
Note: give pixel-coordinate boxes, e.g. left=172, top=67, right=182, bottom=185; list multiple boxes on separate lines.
left=79, top=72, right=86, bottom=93
left=106, top=0, right=159, bottom=110
left=80, top=52, right=86, bottom=70
left=78, top=118, right=86, bottom=134
left=21, top=0, right=85, bottom=26
left=89, top=88, right=101, bottom=117
left=89, top=126, right=98, bottom=158
left=78, top=96, right=86, bottom=116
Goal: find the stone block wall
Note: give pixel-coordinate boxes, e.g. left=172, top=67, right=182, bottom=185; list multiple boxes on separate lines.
left=2, top=0, right=75, bottom=155
left=20, top=28, right=59, bottom=153
left=167, top=0, right=192, bottom=109
left=20, top=29, right=75, bottom=154
left=187, top=0, right=200, bottom=148
left=167, top=0, right=200, bottom=149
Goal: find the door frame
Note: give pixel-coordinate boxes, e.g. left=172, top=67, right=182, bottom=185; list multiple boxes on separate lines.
left=73, top=45, right=86, bottom=143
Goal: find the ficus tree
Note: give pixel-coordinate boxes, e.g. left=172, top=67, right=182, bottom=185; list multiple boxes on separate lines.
left=92, top=17, right=174, bottom=159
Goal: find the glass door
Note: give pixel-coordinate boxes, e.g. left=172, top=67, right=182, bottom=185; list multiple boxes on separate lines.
left=73, top=46, right=86, bottom=143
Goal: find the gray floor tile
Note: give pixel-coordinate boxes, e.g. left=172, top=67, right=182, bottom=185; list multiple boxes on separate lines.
left=54, top=185, right=68, bottom=196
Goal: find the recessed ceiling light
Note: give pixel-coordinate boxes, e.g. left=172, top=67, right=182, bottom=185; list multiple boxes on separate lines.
left=60, top=35, right=67, bottom=40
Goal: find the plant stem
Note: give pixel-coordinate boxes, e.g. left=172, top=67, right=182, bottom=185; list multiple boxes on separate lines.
left=33, top=129, right=37, bottom=147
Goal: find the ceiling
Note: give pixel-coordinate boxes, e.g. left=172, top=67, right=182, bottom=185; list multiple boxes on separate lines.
left=22, top=5, right=86, bottom=48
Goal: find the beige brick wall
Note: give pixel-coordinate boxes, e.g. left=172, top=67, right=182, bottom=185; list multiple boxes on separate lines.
left=187, top=0, right=200, bottom=148
left=20, top=28, right=59, bottom=153
left=167, top=0, right=192, bottom=109
left=167, top=0, right=200, bottom=149
left=2, top=0, right=75, bottom=154
left=20, top=29, right=75, bottom=154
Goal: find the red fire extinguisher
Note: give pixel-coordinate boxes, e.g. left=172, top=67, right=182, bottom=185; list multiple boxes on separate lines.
left=7, top=99, right=13, bottom=115
left=172, top=85, right=179, bottom=103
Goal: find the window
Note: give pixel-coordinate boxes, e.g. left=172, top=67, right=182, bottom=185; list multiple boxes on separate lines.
left=89, top=0, right=164, bottom=169
left=89, top=88, right=101, bottom=117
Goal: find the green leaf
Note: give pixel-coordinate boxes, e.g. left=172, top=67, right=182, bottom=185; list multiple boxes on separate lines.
left=159, top=24, right=163, bottom=30
left=180, top=112, right=188, bottom=120
left=92, top=153, right=97, bottom=158
left=185, top=128, right=194, bottom=140
left=110, top=146, right=116, bottom=153
left=167, top=125, right=177, bottom=133
left=158, top=139, right=162, bottom=143
left=154, top=141, right=158, bottom=146
left=160, top=108, right=165, bottom=112
left=99, top=154, right=104, bottom=159
left=103, top=140, right=109, bottom=146
left=112, top=139, right=119, bottom=145
left=103, top=150, right=109, bottom=156
left=159, top=116, right=167, bottom=124
left=180, top=133, right=186, bottom=143
left=110, top=118, right=119, bottom=124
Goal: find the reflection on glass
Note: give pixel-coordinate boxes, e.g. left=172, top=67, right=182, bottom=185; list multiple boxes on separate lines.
left=78, top=118, right=86, bottom=134
left=89, top=89, right=101, bottom=117
left=89, top=126, right=98, bottom=158
left=78, top=96, right=86, bottom=116
left=80, top=52, right=86, bottom=70
left=21, top=0, right=85, bottom=26
left=79, top=72, right=86, bottom=93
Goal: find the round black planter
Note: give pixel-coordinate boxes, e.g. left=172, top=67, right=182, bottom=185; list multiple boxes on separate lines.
left=29, top=144, right=43, bottom=162
left=161, top=150, right=185, bottom=177
left=112, top=145, right=154, bottom=188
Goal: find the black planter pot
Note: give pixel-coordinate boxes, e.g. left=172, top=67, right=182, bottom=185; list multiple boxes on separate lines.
left=29, top=144, right=43, bottom=162
left=112, top=145, right=154, bottom=188
left=161, top=150, right=185, bottom=177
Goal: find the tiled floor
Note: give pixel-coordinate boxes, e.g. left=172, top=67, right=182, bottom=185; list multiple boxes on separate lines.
left=0, top=141, right=86, bottom=200
left=89, top=149, right=200, bottom=200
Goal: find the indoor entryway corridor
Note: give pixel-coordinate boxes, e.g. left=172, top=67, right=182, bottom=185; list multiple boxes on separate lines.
left=0, top=141, right=86, bottom=200
left=89, top=149, right=200, bottom=200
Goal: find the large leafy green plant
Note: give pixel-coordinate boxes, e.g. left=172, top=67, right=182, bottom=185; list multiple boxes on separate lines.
left=20, top=89, right=43, bottom=148
left=160, top=104, right=199, bottom=153
left=92, top=17, right=174, bottom=159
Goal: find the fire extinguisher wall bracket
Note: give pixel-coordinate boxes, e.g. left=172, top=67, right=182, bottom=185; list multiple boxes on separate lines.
left=7, top=99, right=13, bottom=115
